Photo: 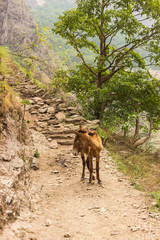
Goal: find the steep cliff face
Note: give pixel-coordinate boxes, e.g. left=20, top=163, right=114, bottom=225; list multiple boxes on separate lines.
left=0, top=0, right=35, bottom=49
left=0, top=0, right=57, bottom=79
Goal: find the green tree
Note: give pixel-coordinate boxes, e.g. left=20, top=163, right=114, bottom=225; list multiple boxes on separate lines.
left=68, top=67, right=160, bottom=146
left=104, top=71, right=160, bottom=146
left=53, top=0, right=160, bottom=88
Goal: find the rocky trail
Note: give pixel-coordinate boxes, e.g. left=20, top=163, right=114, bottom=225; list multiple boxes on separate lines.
left=1, top=73, right=160, bottom=240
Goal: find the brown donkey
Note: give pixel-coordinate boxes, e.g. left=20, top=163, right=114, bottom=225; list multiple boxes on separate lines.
left=73, top=125, right=103, bottom=184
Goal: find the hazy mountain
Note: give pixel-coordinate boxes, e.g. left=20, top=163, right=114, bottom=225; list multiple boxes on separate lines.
left=25, top=0, right=45, bottom=9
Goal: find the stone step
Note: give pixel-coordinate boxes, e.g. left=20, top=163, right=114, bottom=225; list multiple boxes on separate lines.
left=6, top=69, right=100, bottom=149
left=65, top=119, right=86, bottom=125
left=36, top=122, right=48, bottom=128
left=45, top=134, right=74, bottom=140
left=47, top=119, right=60, bottom=125
left=30, top=110, right=38, bottom=115
left=66, top=111, right=77, bottom=116
left=57, top=139, right=74, bottom=145
left=35, top=89, right=45, bottom=95
left=65, top=115, right=85, bottom=122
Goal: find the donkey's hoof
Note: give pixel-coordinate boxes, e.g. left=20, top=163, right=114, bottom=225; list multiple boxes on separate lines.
left=81, top=177, right=85, bottom=181
left=98, top=180, right=102, bottom=185
left=88, top=182, right=94, bottom=185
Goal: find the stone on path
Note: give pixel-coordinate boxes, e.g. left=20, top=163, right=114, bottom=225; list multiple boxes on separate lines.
left=31, top=158, right=40, bottom=170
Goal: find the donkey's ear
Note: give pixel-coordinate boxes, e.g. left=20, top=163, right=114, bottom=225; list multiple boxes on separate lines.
left=79, top=125, right=83, bottom=131
left=72, top=130, right=79, bottom=136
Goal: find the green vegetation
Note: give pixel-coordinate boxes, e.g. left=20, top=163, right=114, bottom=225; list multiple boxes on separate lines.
left=151, top=191, right=160, bottom=209
left=30, top=0, right=95, bottom=67
left=65, top=66, right=160, bottom=147
left=51, top=70, right=70, bottom=90
left=33, top=79, right=48, bottom=89
left=105, top=139, right=160, bottom=210
left=0, top=81, right=6, bottom=93
left=0, top=46, right=12, bottom=75
left=34, top=149, right=40, bottom=158
left=21, top=99, right=31, bottom=106
left=53, top=0, right=160, bottom=87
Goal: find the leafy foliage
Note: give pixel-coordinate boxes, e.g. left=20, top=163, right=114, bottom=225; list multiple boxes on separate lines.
left=53, top=0, right=160, bottom=87
left=68, top=65, right=160, bottom=145
left=21, top=99, right=31, bottom=106
left=51, top=70, right=70, bottom=90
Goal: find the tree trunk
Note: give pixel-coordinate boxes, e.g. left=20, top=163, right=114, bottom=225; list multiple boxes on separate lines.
left=134, top=118, right=153, bottom=147
left=132, top=114, right=140, bottom=144
left=97, top=72, right=102, bottom=88
left=96, top=0, right=106, bottom=89
left=124, top=129, right=127, bottom=139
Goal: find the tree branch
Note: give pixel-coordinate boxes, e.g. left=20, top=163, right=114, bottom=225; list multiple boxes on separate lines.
left=71, top=34, right=98, bottom=77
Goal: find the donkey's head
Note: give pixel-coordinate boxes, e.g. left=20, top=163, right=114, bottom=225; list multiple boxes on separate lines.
left=72, top=125, right=87, bottom=156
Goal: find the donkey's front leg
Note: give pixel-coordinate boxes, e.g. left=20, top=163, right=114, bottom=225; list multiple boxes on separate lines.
left=81, top=153, right=85, bottom=180
left=88, top=153, right=93, bottom=184
left=96, top=154, right=101, bottom=184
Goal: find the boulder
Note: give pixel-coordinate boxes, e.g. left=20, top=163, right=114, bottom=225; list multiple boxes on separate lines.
left=55, top=112, right=66, bottom=121
left=1, top=153, right=12, bottom=162
left=37, top=121, right=48, bottom=128
left=31, top=158, right=40, bottom=170
left=39, top=108, right=48, bottom=114
left=49, top=140, right=58, bottom=149
left=48, top=107, right=55, bottom=114
left=12, top=157, right=24, bottom=170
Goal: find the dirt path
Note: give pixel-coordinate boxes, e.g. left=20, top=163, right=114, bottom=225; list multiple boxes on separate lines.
left=1, top=128, right=160, bottom=240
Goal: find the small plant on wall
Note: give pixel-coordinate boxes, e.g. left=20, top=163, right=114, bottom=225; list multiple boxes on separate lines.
left=34, top=149, right=40, bottom=158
